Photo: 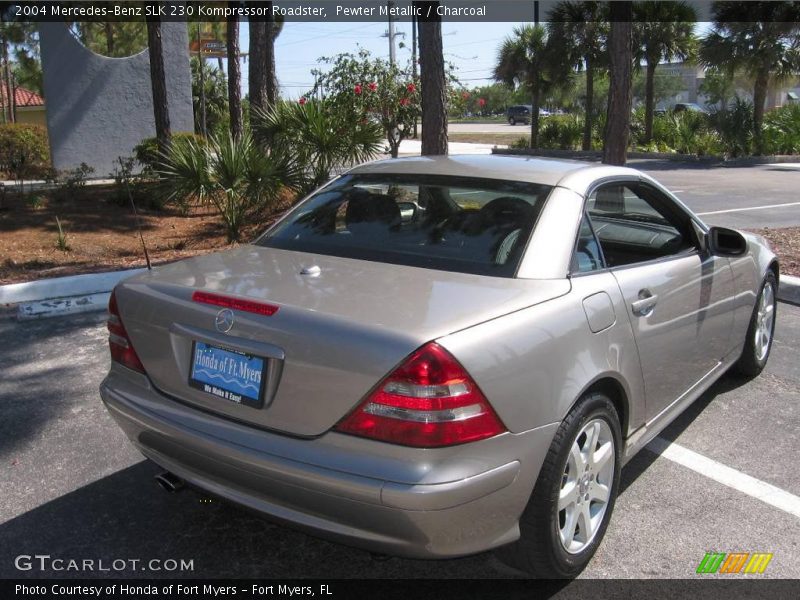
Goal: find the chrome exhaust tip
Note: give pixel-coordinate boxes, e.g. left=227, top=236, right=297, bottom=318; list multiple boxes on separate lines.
left=155, top=471, right=184, bottom=493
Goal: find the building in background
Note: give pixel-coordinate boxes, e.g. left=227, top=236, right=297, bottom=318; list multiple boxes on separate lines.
left=0, top=86, right=46, bottom=126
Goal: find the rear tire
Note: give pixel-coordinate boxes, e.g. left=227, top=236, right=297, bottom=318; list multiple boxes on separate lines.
left=732, top=271, right=777, bottom=378
left=508, top=117, right=516, bottom=126
left=497, top=393, right=622, bottom=578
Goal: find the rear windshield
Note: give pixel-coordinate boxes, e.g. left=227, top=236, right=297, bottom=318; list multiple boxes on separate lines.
left=256, top=174, right=553, bottom=277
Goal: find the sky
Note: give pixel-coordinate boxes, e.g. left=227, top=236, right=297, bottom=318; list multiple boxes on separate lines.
left=238, top=19, right=712, bottom=100
left=239, top=20, right=531, bottom=99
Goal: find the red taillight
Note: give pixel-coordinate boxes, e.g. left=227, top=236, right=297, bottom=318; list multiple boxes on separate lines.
left=107, top=290, right=145, bottom=374
left=335, top=342, right=506, bottom=448
left=192, top=291, right=279, bottom=316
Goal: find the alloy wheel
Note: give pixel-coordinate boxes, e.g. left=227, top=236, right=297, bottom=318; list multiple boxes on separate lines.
left=557, top=418, right=615, bottom=554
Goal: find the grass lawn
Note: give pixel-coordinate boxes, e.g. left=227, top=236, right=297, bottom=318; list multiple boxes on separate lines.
left=448, top=132, right=526, bottom=146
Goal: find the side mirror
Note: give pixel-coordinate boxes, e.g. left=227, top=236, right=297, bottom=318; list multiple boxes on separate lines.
left=707, top=226, right=747, bottom=257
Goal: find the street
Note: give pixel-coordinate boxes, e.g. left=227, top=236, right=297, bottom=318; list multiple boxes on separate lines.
left=1, top=300, right=798, bottom=580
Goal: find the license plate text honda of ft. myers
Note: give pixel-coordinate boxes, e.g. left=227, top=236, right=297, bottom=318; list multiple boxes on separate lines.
left=100, top=155, right=778, bottom=577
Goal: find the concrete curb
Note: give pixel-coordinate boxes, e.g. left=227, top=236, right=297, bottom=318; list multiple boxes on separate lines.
left=0, top=268, right=146, bottom=320
left=0, top=268, right=146, bottom=305
left=17, top=293, right=111, bottom=320
left=778, top=274, right=800, bottom=306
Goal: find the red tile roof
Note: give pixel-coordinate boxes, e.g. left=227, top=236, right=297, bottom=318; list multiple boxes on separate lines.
left=0, top=86, right=45, bottom=108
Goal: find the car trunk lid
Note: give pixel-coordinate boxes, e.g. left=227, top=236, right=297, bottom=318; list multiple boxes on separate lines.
left=115, top=245, right=569, bottom=436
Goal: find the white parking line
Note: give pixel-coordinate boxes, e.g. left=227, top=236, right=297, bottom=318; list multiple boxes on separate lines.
left=647, top=437, right=800, bottom=519
left=696, top=201, right=800, bottom=216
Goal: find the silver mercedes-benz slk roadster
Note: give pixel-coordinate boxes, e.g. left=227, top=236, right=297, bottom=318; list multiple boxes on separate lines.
left=100, top=155, right=778, bottom=577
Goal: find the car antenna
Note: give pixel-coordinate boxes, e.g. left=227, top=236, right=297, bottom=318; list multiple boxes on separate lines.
left=120, top=156, right=152, bottom=270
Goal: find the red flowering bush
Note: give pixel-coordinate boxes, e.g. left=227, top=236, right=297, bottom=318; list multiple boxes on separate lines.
left=311, top=49, right=421, bottom=158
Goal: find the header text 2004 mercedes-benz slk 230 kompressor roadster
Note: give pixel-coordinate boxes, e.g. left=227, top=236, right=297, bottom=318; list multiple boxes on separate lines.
left=100, top=155, right=778, bottom=577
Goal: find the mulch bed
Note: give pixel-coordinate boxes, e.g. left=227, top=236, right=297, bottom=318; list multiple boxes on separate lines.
left=0, top=184, right=294, bottom=285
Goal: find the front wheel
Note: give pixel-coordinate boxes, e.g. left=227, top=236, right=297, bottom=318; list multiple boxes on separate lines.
left=497, top=393, right=622, bottom=578
left=508, top=117, right=516, bottom=126
left=732, top=271, right=777, bottom=378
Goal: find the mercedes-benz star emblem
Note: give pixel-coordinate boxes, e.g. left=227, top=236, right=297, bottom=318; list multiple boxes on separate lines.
left=214, top=308, right=235, bottom=333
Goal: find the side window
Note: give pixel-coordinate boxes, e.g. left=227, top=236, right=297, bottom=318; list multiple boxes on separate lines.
left=586, top=183, right=696, bottom=268
left=572, top=214, right=604, bottom=273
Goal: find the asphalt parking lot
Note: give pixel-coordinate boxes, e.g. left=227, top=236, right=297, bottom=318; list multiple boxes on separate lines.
left=1, top=297, right=798, bottom=581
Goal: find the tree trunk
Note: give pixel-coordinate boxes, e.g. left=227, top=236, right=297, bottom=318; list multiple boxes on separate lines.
left=2, top=33, right=14, bottom=123
left=530, top=87, right=540, bottom=149
left=583, top=57, right=593, bottom=151
left=227, top=9, right=243, bottom=140
left=248, top=9, right=268, bottom=114
left=265, top=7, right=279, bottom=107
left=644, top=61, right=656, bottom=144
left=752, top=70, right=769, bottom=154
left=104, top=23, right=115, bottom=56
left=603, top=3, right=632, bottom=166
left=412, top=13, right=418, bottom=139
left=416, top=1, right=448, bottom=156
left=146, top=16, right=171, bottom=153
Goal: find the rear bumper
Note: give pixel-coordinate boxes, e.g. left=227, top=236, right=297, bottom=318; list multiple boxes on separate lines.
left=100, top=367, right=558, bottom=558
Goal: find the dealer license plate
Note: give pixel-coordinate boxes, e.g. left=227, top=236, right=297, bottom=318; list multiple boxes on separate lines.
left=189, top=342, right=266, bottom=408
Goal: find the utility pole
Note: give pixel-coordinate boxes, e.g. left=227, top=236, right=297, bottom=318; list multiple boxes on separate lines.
left=382, top=1, right=405, bottom=67
left=196, top=22, right=207, bottom=137
left=388, top=1, right=396, bottom=66
left=534, top=0, right=539, bottom=25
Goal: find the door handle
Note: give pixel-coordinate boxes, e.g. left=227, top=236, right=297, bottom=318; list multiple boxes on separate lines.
left=631, top=290, right=658, bottom=317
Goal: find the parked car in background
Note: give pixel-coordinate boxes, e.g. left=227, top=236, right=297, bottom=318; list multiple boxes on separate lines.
left=507, top=104, right=532, bottom=125
left=507, top=105, right=552, bottom=125
left=101, top=155, right=778, bottom=578
left=673, top=102, right=709, bottom=114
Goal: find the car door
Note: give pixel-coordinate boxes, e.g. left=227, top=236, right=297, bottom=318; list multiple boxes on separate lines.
left=585, top=180, right=735, bottom=423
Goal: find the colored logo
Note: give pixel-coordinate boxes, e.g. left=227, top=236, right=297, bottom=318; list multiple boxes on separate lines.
left=696, top=552, right=773, bottom=574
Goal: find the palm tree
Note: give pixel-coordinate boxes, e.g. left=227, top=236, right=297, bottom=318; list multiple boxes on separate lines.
left=248, top=15, right=267, bottom=114
left=415, top=1, right=448, bottom=155
left=265, top=9, right=283, bottom=106
left=227, top=3, right=242, bottom=139
left=700, top=1, right=800, bottom=152
left=603, top=1, right=633, bottom=165
left=248, top=4, right=283, bottom=114
left=146, top=16, right=170, bottom=153
left=633, top=1, right=696, bottom=143
left=494, top=25, right=568, bottom=148
left=158, top=132, right=293, bottom=242
left=548, top=2, right=609, bottom=151
left=253, top=100, right=383, bottom=194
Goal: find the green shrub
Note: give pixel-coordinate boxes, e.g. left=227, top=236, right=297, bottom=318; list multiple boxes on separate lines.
left=55, top=216, right=70, bottom=252
left=252, top=100, right=383, bottom=195
left=133, top=132, right=206, bottom=173
left=0, top=123, right=51, bottom=180
left=539, top=114, right=584, bottom=150
left=710, top=98, right=754, bottom=158
left=158, top=131, right=295, bottom=242
left=52, top=162, right=95, bottom=202
left=510, top=136, right=530, bottom=149
left=25, top=194, right=46, bottom=209
left=762, top=103, right=800, bottom=155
